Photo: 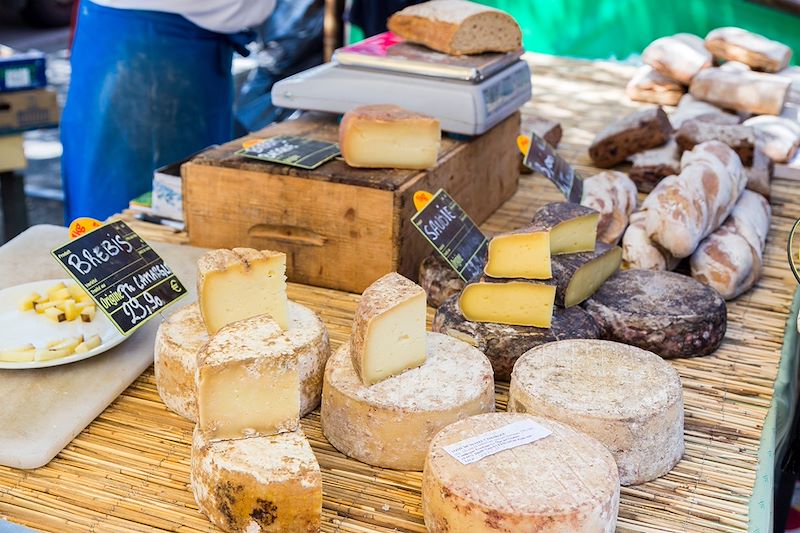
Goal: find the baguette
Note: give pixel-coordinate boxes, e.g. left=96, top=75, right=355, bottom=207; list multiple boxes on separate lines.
left=690, top=190, right=771, bottom=299
left=642, top=33, right=712, bottom=84
left=704, top=27, right=791, bottom=73
left=689, top=67, right=790, bottom=115
left=646, top=141, right=746, bottom=258
left=387, top=0, right=521, bottom=55
left=580, top=170, right=638, bottom=245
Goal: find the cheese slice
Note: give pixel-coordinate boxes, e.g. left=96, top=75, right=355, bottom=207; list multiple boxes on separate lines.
left=422, top=412, right=619, bottom=533
left=350, top=272, right=427, bottom=385
left=191, top=427, right=322, bottom=533
left=531, top=202, right=600, bottom=255
left=339, top=104, right=441, bottom=169
left=509, top=339, right=684, bottom=485
left=196, top=315, right=299, bottom=440
left=459, top=281, right=555, bottom=328
left=197, top=248, right=288, bottom=334
left=322, top=332, right=495, bottom=471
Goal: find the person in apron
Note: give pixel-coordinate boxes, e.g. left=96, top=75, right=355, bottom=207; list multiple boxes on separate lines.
left=61, top=0, right=275, bottom=222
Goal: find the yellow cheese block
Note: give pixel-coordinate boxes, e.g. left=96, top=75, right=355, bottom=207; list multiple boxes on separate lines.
left=339, top=104, right=441, bottom=169
left=459, top=281, right=556, bottom=328
left=535, top=203, right=600, bottom=255
left=197, top=247, right=289, bottom=334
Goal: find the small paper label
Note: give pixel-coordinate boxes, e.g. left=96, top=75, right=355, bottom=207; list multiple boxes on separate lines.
left=237, top=135, right=340, bottom=169
left=5, top=67, right=31, bottom=89
left=443, top=420, right=551, bottom=465
left=523, top=132, right=583, bottom=203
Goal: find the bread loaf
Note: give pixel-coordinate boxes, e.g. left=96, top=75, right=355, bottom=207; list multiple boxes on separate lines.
left=742, top=115, right=800, bottom=163
left=621, top=211, right=678, bottom=271
left=387, top=0, right=522, bottom=56
left=689, top=68, right=790, bottom=115
left=778, top=66, right=800, bottom=104
left=626, top=65, right=685, bottom=106
left=719, top=61, right=751, bottom=73
left=642, top=33, right=712, bottom=84
left=580, top=170, right=638, bottom=244
left=705, top=27, right=792, bottom=73
left=629, top=138, right=681, bottom=192
left=588, top=107, right=673, bottom=167
left=675, top=120, right=756, bottom=166
left=669, top=94, right=740, bottom=129
left=690, top=190, right=771, bottom=299
left=744, top=145, right=773, bottom=198
left=646, top=141, right=746, bottom=258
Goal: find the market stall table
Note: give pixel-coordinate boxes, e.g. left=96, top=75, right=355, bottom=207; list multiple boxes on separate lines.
left=1, top=52, right=798, bottom=533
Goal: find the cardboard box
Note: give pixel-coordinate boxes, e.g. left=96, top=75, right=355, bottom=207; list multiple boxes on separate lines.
left=0, top=89, right=59, bottom=134
left=0, top=48, right=47, bottom=93
left=182, top=111, right=520, bottom=293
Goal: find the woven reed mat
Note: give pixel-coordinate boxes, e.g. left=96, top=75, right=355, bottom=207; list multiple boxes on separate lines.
left=1, top=53, right=798, bottom=533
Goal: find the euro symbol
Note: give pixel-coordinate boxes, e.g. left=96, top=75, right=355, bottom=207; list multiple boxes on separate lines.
left=170, top=279, right=182, bottom=293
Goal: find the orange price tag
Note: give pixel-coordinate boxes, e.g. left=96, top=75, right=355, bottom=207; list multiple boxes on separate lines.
left=517, top=134, right=531, bottom=156
left=242, top=138, right=264, bottom=149
left=68, top=217, right=103, bottom=240
left=413, top=190, right=434, bottom=212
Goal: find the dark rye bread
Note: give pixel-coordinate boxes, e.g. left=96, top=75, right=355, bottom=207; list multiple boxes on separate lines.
left=589, top=107, right=673, bottom=168
left=433, top=295, right=601, bottom=381
left=582, top=269, right=727, bottom=359
left=744, top=145, right=773, bottom=198
left=629, top=138, right=681, bottom=192
left=675, top=120, right=756, bottom=166
left=418, top=254, right=465, bottom=308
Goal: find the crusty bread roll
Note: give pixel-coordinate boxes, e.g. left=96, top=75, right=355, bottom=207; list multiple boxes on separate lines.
left=621, top=210, right=678, bottom=271
left=669, top=94, right=740, bottom=129
left=691, top=190, right=770, bottom=299
left=645, top=141, right=746, bottom=258
left=742, top=115, right=800, bottom=163
left=642, top=33, right=712, bottom=84
left=705, top=27, right=791, bottom=73
left=626, top=65, right=685, bottom=106
left=387, top=0, right=521, bottom=56
left=581, top=171, right=638, bottom=245
left=689, top=67, right=790, bottom=116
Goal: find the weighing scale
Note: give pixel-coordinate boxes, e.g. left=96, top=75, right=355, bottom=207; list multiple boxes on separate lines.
left=271, top=33, right=532, bottom=136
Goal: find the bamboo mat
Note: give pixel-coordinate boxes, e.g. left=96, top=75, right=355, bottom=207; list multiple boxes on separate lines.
left=1, top=53, right=799, bottom=533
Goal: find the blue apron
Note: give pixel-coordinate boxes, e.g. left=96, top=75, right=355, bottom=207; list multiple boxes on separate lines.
left=61, top=1, right=246, bottom=222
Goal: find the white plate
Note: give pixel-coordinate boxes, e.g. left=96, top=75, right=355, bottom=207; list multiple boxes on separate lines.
left=0, top=279, right=126, bottom=369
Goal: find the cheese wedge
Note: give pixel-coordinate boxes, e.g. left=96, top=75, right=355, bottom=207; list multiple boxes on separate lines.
left=350, top=272, right=427, bottom=385
left=196, top=315, right=300, bottom=440
left=459, top=281, right=556, bottom=328
left=339, top=105, right=441, bottom=169
left=197, top=248, right=289, bottom=334
left=549, top=243, right=622, bottom=307
left=531, top=202, right=600, bottom=255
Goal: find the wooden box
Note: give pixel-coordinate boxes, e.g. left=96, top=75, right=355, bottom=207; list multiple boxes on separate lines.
left=182, top=112, right=520, bottom=293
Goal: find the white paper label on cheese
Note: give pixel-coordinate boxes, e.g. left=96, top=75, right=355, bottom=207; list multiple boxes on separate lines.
left=443, top=420, right=552, bottom=465
left=5, top=68, right=31, bottom=89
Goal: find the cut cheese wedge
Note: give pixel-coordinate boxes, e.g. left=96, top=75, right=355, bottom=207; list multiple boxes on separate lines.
left=459, top=281, right=556, bottom=328
left=531, top=202, right=600, bottom=255
left=549, top=243, right=622, bottom=307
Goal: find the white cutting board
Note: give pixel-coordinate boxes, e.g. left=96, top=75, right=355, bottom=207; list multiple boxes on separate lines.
left=0, top=225, right=205, bottom=469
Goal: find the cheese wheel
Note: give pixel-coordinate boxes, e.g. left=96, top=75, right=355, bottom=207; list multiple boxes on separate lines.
left=509, top=339, right=684, bottom=485
left=191, top=427, right=322, bottom=533
left=154, top=301, right=330, bottom=421
left=422, top=412, right=619, bottom=533
left=433, top=295, right=601, bottom=380
left=321, top=332, right=494, bottom=470
left=583, top=269, right=727, bottom=358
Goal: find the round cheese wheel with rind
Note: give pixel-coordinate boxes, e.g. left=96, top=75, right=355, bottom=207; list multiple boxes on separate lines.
left=509, top=339, right=684, bottom=485
left=422, top=412, right=620, bottom=533
left=582, top=269, right=726, bottom=358
left=191, top=427, right=321, bottom=533
left=321, top=331, right=495, bottom=471
left=154, top=301, right=330, bottom=421
left=432, top=295, right=602, bottom=381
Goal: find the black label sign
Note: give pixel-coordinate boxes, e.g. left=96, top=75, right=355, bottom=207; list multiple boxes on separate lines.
left=411, top=189, right=488, bottom=282
left=237, top=135, right=340, bottom=169
left=523, top=132, right=583, bottom=203
left=51, top=221, right=187, bottom=335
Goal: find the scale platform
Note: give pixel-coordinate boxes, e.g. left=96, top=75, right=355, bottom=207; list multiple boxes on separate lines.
left=272, top=35, right=531, bottom=136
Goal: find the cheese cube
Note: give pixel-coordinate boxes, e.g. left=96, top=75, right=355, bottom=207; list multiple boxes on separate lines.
left=350, top=272, right=427, bottom=385
left=197, top=248, right=289, bottom=334
left=197, top=315, right=300, bottom=440
left=459, top=281, right=556, bottom=328
left=339, top=104, right=441, bottom=169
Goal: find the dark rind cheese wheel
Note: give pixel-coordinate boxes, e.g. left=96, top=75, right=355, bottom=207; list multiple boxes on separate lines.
left=433, top=295, right=602, bottom=381
left=583, top=269, right=726, bottom=358
left=419, top=254, right=465, bottom=308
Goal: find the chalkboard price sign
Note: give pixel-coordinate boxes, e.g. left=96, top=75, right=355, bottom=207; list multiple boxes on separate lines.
left=411, top=189, right=488, bottom=282
left=523, top=132, right=583, bottom=203
left=51, top=221, right=187, bottom=335
left=237, top=135, right=340, bottom=169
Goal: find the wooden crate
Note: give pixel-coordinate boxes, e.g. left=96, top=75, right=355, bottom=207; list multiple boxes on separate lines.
left=182, top=112, right=520, bottom=293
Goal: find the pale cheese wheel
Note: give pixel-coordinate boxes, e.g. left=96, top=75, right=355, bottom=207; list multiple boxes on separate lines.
left=509, top=339, right=684, bottom=485
left=321, top=332, right=494, bottom=471
left=154, top=301, right=330, bottom=421
left=191, top=426, right=322, bottom=533
left=422, top=412, right=620, bottom=533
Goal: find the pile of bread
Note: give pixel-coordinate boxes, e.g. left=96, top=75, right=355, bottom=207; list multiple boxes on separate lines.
left=580, top=27, right=800, bottom=300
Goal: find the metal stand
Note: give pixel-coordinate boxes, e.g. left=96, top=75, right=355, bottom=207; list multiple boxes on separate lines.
left=0, top=170, right=29, bottom=242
